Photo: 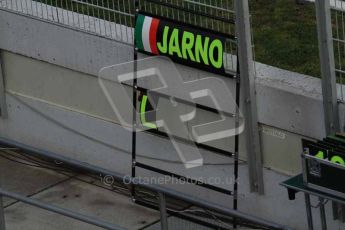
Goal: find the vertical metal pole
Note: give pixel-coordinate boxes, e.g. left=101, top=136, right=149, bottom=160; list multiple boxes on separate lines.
left=0, top=53, right=8, bottom=119
left=158, top=193, right=168, bottom=230
left=0, top=196, right=5, bottom=230
left=315, top=0, right=340, bottom=135
left=131, top=0, right=139, bottom=199
left=232, top=54, right=241, bottom=229
left=315, top=0, right=341, bottom=220
left=304, top=193, right=314, bottom=230
left=319, top=198, right=327, bottom=230
left=0, top=170, right=5, bottom=230
left=234, top=0, right=264, bottom=194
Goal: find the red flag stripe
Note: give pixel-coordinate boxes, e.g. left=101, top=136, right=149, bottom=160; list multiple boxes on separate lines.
left=149, top=18, right=160, bottom=55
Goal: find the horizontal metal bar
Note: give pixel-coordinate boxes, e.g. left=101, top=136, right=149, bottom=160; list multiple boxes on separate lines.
left=121, top=82, right=239, bottom=117
left=136, top=162, right=233, bottom=195
left=143, top=0, right=235, bottom=24
left=332, top=38, right=345, bottom=43
left=331, top=5, right=345, bottom=12
left=183, top=0, right=234, bottom=13
left=0, top=188, right=126, bottom=230
left=71, top=0, right=135, bottom=17
left=135, top=199, right=230, bottom=230
left=146, top=128, right=235, bottom=158
left=0, top=137, right=293, bottom=230
left=138, top=10, right=237, bottom=41
left=335, top=68, right=345, bottom=75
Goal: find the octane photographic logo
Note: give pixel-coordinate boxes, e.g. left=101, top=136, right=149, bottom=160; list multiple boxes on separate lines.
left=98, top=56, right=244, bottom=169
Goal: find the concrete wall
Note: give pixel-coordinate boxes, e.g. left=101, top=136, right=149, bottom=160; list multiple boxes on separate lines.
left=0, top=9, right=344, bottom=229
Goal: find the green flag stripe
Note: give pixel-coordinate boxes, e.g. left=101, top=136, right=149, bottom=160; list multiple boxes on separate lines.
left=135, top=14, right=145, bottom=50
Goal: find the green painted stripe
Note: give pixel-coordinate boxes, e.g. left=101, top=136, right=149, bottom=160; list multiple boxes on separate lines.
left=135, top=14, right=145, bottom=50
left=140, top=95, right=157, bottom=129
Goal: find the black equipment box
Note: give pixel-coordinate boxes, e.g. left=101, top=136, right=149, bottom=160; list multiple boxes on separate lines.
left=302, top=134, right=345, bottom=197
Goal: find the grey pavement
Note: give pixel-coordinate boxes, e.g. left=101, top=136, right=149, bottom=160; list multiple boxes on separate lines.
left=0, top=151, right=161, bottom=229
left=0, top=151, right=226, bottom=230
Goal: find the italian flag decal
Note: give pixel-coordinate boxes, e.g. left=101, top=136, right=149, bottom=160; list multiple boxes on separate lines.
left=135, top=14, right=160, bottom=54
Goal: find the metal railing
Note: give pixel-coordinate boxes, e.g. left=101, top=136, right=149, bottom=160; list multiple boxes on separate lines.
left=139, top=0, right=235, bottom=34
left=317, top=0, right=345, bottom=103
left=0, top=0, right=234, bottom=43
left=0, top=0, right=135, bottom=43
left=0, top=137, right=293, bottom=230
left=331, top=0, right=345, bottom=101
left=0, top=0, right=238, bottom=72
